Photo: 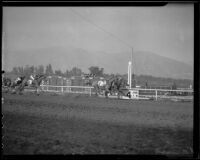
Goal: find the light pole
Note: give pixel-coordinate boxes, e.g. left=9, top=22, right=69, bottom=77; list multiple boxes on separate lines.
left=128, top=61, right=132, bottom=89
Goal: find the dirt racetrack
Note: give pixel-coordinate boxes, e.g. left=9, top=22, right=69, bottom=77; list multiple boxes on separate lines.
left=2, top=92, right=193, bottom=155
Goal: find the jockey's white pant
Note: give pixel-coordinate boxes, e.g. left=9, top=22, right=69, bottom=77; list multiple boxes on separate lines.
left=28, top=80, right=33, bottom=85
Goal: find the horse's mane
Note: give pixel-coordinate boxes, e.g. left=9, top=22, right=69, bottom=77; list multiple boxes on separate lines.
left=21, top=76, right=26, bottom=80
left=35, top=74, right=46, bottom=80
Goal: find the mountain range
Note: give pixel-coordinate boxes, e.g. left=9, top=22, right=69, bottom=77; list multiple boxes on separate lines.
left=5, top=46, right=193, bottom=80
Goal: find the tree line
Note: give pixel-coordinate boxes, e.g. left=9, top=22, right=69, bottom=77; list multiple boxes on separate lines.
left=7, top=64, right=192, bottom=88
left=9, top=64, right=104, bottom=78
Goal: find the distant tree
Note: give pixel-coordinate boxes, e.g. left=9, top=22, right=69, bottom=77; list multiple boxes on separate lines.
left=100, top=68, right=104, bottom=76
left=29, top=65, right=35, bottom=74
left=12, top=67, right=19, bottom=75
left=64, top=70, right=71, bottom=78
left=132, top=79, right=136, bottom=88
left=45, top=64, right=54, bottom=75
left=88, top=66, right=104, bottom=77
left=34, top=66, right=38, bottom=74
left=19, top=66, right=24, bottom=75
left=24, top=65, right=31, bottom=76
left=71, top=67, right=82, bottom=76
left=171, top=82, right=177, bottom=90
left=145, top=81, right=148, bottom=88
left=37, top=65, right=44, bottom=75
left=55, top=69, right=63, bottom=76
left=11, top=66, right=23, bottom=75
left=63, top=67, right=83, bottom=77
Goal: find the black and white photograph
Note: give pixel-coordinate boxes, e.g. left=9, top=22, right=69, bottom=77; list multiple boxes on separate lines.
left=2, top=3, right=194, bottom=156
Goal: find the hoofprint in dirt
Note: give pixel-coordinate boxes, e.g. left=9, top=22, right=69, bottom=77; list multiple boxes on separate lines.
left=2, top=92, right=193, bottom=155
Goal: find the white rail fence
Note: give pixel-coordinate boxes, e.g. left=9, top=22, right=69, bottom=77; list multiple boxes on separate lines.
left=131, top=88, right=193, bottom=101
left=37, top=85, right=193, bottom=101
left=40, top=84, right=94, bottom=96
left=16, top=84, right=193, bottom=101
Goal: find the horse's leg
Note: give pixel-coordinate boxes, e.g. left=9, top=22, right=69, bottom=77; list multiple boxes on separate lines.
left=12, top=84, right=19, bottom=94
left=7, top=83, right=12, bottom=93
left=17, top=81, right=26, bottom=95
left=97, top=86, right=101, bottom=95
left=17, top=84, right=24, bottom=95
left=13, top=84, right=19, bottom=94
left=117, top=89, right=121, bottom=99
left=99, top=87, right=101, bottom=95
left=105, top=88, right=109, bottom=98
left=15, top=85, right=21, bottom=95
left=33, top=86, right=37, bottom=95
left=95, top=87, right=98, bottom=96
left=36, top=87, right=39, bottom=95
left=35, top=83, right=40, bottom=96
left=95, top=86, right=98, bottom=96
left=37, top=86, right=40, bottom=95
left=10, top=83, right=15, bottom=94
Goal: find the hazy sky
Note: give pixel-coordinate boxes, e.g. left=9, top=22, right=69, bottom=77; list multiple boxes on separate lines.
left=2, top=4, right=194, bottom=71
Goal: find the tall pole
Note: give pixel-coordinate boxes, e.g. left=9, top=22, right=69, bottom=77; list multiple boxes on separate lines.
left=128, top=62, right=130, bottom=85
left=2, top=32, right=5, bottom=71
left=128, top=61, right=131, bottom=89
left=131, top=48, right=134, bottom=89
left=130, top=62, right=132, bottom=89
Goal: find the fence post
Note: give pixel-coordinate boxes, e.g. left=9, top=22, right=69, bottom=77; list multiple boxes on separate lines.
left=61, top=86, right=63, bottom=93
left=155, top=90, right=157, bottom=101
left=89, top=88, right=91, bottom=96
left=47, top=79, right=49, bottom=92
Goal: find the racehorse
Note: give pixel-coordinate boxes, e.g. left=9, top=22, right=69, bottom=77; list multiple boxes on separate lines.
left=92, top=78, right=111, bottom=97
left=91, top=76, right=127, bottom=97
left=17, top=74, right=48, bottom=95
left=2, top=77, right=12, bottom=87
left=110, top=76, right=129, bottom=98
left=2, top=77, right=12, bottom=92
left=10, top=76, right=26, bottom=88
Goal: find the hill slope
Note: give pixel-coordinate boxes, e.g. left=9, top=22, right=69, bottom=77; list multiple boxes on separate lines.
left=5, top=46, right=193, bottom=79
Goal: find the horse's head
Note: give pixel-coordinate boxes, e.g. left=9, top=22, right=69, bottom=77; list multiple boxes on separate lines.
left=3, top=77, right=11, bottom=87
left=21, top=76, right=26, bottom=81
left=118, top=78, right=127, bottom=88
left=92, top=80, right=98, bottom=87
left=42, top=75, right=49, bottom=84
left=120, top=78, right=127, bottom=86
left=85, top=79, right=92, bottom=86
left=37, top=74, right=48, bottom=84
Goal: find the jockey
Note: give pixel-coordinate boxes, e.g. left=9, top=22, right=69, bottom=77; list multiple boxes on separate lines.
left=30, top=74, right=35, bottom=80
left=98, top=79, right=106, bottom=87
left=28, top=74, right=35, bottom=85
left=14, top=76, right=24, bottom=85
left=15, top=77, right=21, bottom=84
